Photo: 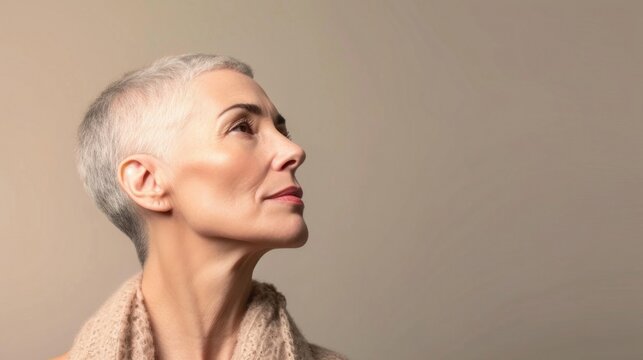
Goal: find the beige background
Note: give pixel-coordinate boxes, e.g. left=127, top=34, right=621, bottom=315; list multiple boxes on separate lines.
left=1, top=1, right=642, bottom=359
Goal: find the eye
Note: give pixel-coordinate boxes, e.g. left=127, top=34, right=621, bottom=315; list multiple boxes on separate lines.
left=229, top=117, right=293, bottom=140
left=230, top=118, right=255, bottom=134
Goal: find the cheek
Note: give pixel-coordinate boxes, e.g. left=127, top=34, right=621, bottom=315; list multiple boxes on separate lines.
left=170, top=149, right=263, bottom=237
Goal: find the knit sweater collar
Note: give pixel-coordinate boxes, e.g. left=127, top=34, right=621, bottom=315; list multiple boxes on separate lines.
left=67, top=271, right=325, bottom=360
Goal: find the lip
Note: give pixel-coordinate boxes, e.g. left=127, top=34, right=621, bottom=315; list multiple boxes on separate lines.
left=269, top=194, right=304, bottom=205
left=267, top=186, right=304, bottom=204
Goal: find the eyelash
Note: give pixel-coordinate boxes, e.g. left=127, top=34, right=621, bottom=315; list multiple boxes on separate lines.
left=230, top=117, right=292, bottom=140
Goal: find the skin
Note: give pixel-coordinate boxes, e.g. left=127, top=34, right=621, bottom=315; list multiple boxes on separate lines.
left=53, top=69, right=308, bottom=360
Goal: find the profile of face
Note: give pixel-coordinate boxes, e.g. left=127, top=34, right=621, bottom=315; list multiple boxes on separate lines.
left=123, top=69, right=308, bottom=251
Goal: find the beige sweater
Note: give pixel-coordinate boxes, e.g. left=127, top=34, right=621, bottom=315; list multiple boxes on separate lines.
left=63, top=272, right=347, bottom=360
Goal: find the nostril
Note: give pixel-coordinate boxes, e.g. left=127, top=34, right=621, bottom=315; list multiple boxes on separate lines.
left=283, top=158, right=298, bottom=170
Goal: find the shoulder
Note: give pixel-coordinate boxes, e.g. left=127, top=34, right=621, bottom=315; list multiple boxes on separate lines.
left=50, top=351, right=69, bottom=360
left=309, top=343, right=350, bottom=360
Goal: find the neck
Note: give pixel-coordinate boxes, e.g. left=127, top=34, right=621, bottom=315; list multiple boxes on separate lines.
left=141, top=226, right=269, bottom=360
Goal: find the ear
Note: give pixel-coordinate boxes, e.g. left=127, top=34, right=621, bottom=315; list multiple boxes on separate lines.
left=117, top=154, right=173, bottom=213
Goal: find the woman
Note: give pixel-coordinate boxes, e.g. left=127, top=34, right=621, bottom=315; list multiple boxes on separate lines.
left=54, top=54, right=347, bottom=360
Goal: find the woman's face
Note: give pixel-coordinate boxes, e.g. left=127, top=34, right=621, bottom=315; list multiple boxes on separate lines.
left=165, top=69, right=308, bottom=248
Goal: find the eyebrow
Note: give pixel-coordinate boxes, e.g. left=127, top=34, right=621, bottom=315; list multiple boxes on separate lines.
left=217, top=103, right=286, bottom=126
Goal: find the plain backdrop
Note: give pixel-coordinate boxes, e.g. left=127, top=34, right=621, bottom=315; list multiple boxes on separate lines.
left=1, top=1, right=642, bottom=359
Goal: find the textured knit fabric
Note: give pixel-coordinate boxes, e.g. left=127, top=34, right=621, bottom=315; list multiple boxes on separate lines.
left=67, top=272, right=347, bottom=360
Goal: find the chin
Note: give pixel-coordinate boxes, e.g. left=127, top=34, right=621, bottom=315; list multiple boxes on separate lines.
left=267, top=224, right=309, bottom=249
left=285, top=224, right=310, bottom=248
left=289, top=228, right=309, bottom=248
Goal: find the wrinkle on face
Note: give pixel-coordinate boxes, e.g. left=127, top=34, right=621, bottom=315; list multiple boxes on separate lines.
left=160, top=68, right=307, bottom=246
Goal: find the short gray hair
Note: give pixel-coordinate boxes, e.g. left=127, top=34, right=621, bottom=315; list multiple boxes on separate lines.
left=75, top=53, right=254, bottom=266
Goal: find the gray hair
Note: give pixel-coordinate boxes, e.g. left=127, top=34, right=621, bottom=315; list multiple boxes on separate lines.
left=75, top=53, right=254, bottom=266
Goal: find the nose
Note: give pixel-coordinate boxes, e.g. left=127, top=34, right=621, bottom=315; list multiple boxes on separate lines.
left=271, top=130, right=306, bottom=172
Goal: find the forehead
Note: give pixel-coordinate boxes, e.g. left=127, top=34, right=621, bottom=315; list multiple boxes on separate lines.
left=191, top=69, right=277, bottom=116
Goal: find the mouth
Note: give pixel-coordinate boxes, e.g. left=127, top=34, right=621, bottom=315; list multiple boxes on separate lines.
left=266, top=185, right=304, bottom=205
left=266, top=185, right=303, bottom=199
left=268, top=194, right=304, bottom=205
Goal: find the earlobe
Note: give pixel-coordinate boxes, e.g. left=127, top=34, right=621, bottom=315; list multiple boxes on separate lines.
left=117, top=155, right=173, bottom=213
